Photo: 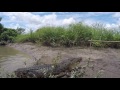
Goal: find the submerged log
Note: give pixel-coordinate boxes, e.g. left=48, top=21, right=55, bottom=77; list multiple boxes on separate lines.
left=15, top=57, right=82, bottom=78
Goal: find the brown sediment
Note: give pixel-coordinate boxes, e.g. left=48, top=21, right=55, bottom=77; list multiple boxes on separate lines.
left=7, top=42, right=120, bottom=78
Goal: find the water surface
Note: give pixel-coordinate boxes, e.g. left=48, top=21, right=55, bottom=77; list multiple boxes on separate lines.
left=0, top=46, right=32, bottom=77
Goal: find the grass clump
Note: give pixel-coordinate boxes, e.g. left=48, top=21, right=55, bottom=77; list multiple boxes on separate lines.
left=15, top=34, right=30, bottom=43
left=15, top=30, right=37, bottom=43
left=35, top=26, right=66, bottom=46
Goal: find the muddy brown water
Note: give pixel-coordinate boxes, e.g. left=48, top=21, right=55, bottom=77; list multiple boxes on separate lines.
left=0, top=46, right=33, bottom=77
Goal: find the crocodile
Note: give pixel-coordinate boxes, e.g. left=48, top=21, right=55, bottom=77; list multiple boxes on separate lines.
left=15, top=57, right=82, bottom=78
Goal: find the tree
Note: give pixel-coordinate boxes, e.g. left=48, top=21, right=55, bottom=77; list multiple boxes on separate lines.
left=0, top=17, right=20, bottom=43
left=0, top=17, right=2, bottom=21
left=0, top=28, right=18, bottom=42
left=16, top=27, right=25, bottom=34
left=0, top=17, right=4, bottom=34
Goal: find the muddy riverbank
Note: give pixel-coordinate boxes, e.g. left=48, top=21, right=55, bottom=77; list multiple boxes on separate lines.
left=7, top=43, right=120, bottom=78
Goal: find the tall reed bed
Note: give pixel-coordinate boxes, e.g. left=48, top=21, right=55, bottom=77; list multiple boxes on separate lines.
left=15, top=23, right=120, bottom=48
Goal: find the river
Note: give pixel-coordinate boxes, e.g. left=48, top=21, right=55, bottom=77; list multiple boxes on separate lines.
left=0, top=46, right=32, bottom=77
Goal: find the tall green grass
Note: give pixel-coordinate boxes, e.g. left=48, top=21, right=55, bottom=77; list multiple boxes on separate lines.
left=15, top=30, right=37, bottom=43
left=15, top=23, right=120, bottom=48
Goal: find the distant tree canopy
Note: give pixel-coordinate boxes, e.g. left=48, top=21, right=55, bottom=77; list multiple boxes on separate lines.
left=0, top=17, right=2, bottom=21
left=0, top=17, right=4, bottom=35
left=0, top=28, right=18, bottom=42
left=16, top=27, right=25, bottom=34
left=0, top=17, right=26, bottom=43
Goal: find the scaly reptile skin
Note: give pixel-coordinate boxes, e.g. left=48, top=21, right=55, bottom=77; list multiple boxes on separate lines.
left=15, top=57, right=82, bottom=78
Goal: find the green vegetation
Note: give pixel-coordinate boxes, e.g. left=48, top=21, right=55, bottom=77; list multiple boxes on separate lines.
left=0, top=28, right=18, bottom=42
left=0, top=17, right=25, bottom=45
left=15, top=22, right=120, bottom=48
left=1, top=15, right=120, bottom=48
left=15, top=23, right=92, bottom=47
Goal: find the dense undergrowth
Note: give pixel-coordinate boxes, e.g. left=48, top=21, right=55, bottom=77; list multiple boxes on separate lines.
left=15, top=23, right=120, bottom=48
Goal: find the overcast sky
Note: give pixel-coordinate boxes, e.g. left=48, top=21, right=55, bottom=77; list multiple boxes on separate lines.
left=0, top=12, right=120, bottom=32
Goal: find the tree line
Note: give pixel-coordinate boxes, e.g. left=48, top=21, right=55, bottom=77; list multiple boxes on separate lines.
left=0, top=17, right=25, bottom=44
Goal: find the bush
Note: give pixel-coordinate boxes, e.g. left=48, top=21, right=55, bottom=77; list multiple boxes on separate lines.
left=0, top=29, right=18, bottom=42
left=0, top=17, right=22, bottom=43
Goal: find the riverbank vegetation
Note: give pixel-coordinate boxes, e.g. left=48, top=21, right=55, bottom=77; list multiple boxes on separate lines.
left=15, top=22, right=120, bottom=48
left=1, top=16, right=120, bottom=48
left=0, top=17, right=25, bottom=45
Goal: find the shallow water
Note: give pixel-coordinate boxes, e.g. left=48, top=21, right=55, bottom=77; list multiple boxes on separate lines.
left=0, top=46, right=32, bottom=77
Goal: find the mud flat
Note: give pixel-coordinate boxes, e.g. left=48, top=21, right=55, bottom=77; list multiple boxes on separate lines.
left=8, top=43, right=120, bottom=78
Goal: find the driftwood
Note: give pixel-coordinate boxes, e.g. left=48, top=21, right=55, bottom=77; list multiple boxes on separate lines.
left=15, top=57, right=82, bottom=78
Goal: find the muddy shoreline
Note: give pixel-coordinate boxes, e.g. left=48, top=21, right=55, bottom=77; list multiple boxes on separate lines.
left=7, top=43, right=120, bottom=78
left=7, top=43, right=81, bottom=65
